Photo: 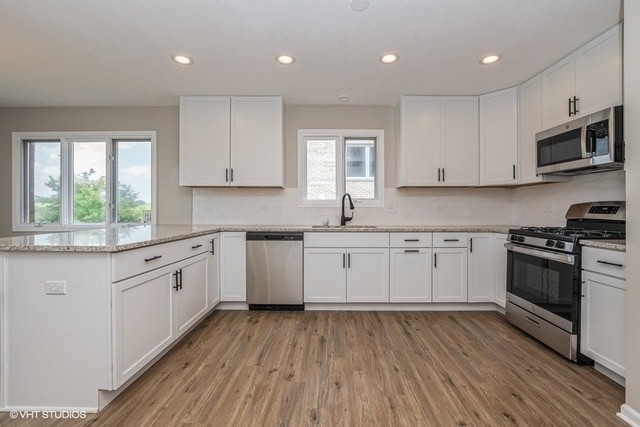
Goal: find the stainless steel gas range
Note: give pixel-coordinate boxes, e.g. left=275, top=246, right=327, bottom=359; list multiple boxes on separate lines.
left=505, top=201, right=625, bottom=363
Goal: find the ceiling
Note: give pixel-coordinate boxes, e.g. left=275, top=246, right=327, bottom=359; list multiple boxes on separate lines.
left=0, top=0, right=622, bottom=107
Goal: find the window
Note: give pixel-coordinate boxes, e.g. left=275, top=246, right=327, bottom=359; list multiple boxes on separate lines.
left=298, top=129, right=384, bottom=206
left=13, top=132, right=155, bottom=231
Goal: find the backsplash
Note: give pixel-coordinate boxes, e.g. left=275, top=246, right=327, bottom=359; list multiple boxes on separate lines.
left=192, top=170, right=625, bottom=227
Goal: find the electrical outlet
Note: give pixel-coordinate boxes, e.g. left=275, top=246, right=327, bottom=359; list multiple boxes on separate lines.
left=436, top=205, right=446, bottom=212
left=46, top=281, right=66, bottom=295
left=544, top=205, right=553, bottom=212
left=258, top=204, right=269, bottom=212
left=387, top=203, right=398, bottom=213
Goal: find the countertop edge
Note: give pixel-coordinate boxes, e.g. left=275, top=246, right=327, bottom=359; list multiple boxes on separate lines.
left=580, top=239, right=626, bottom=252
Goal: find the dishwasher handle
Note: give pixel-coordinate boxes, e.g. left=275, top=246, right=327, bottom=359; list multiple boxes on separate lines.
left=246, top=232, right=304, bottom=241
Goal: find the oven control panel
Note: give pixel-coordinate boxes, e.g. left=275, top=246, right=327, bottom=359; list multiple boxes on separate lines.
left=508, top=233, right=575, bottom=254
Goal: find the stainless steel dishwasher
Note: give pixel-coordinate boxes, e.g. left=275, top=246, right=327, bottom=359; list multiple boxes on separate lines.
left=246, top=231, right=304, bottom=310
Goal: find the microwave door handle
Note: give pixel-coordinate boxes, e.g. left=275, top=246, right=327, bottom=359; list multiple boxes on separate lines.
left=585, top=125, right=596, bottom=156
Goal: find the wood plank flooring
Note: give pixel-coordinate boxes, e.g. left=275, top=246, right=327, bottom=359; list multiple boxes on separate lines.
left=0, top=311, right=626, bottom=426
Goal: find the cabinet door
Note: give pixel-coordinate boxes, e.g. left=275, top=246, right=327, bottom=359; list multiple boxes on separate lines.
left=304, top=248, right=347, bottom=303
left=179, top=96, right=231, bottom=186
left=432, top=248, right=468, bottom=303
left=207, top=234, right=221, bottom=308
left=493, top=234, right=507, bottom=307
left=440, top=97, right=479, bottom=186
left=230, top=96, right=284, bottom=187
left=467, top=234, right=495, bottom=303
left=518, top=76, right=542, bottom=184
left=389, top=248, right=432, bottom=302
left=541, top=55, right=577, bottom=129
left=580, top=271, right=625, bottom=377
left=220, top=232, right=246, bottom=302
left=113, top=265, right=175, bottom=388
left=576, top=25, right=622, bottom=117
left=175, top=254, right=209, bottom=337
left=479, top=88, right=518, bottom=185
left=347, top=248, right=390, bottom=303
left=396, top=96, right=441, bottom=186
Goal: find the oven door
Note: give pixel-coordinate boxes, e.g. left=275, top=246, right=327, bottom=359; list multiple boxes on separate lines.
left=505, top=243, right=579, bottom=333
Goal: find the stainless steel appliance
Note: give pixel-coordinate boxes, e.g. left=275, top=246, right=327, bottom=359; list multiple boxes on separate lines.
left=536, top=105, right=623, bottom=175
left=505, top=201, right=625, bottom=362
left=246, top=231, right=304, bottom=310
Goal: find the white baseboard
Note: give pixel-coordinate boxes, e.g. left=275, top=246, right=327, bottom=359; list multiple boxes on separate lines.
left=618, top=404, right=640, bottom=426
left=304, top=302, right=503, bottom=312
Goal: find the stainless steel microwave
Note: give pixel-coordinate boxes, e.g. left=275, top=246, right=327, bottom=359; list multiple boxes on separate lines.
left=536, top=105, right=623, bottom=175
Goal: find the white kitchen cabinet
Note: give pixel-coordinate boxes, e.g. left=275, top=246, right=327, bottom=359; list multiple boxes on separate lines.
left=303, top=232, right=390, bottom=303
left=479, top=87, right=518, bottom=186
left=493, top=234, right=507, bottom=307
left=304, top=248, right=347, bottom=303
left=581, top=247, right=626, bottom=381
left=347, top=248, right=390, bottom=303
left=517, top=76, right=568, bottom=185
left=220, top=232, right=246, bottom=302
left=207, top=234, right=221, bottom=308
left=541, top=25, right=621, bottom=129
left=113, top=264, right=175, bottom=387
left=467, top=233, right=495, bottom=303
left=389, top=232, right=432, bottom=303
left=389, top=248, right=432, bottom=303
left=175, top=253, right=209, bottom=337
left=432, top=233, right=468, bottom=303
left=179, top=96, right=284, bottom=187
left=396, top=96, right=479, bottom=187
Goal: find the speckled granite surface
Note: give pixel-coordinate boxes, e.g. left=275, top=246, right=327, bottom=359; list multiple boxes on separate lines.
left=0, top=224, right=516, bottom=253
left=580, top=239, right=626, bottom=252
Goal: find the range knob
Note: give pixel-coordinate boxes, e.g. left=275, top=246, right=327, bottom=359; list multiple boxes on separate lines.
left=555, top=241, right=566, bottom=249
left=546, top=239, right=555, bottom=247
left=517, top=236, right=525, bottom=243
left=510, top=235, right=519, bottom=242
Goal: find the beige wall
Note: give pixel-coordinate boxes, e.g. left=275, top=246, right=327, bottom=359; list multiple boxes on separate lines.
left=0, top=107, right=191, bottom=237
left=623, top=0, right=640, bottom=419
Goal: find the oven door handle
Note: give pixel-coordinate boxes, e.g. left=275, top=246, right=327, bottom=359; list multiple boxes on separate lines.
left=505, top=243, right=576, bottom=265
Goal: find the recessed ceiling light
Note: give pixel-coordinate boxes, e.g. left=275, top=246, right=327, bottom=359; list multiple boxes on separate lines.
left=338, top=95, right=350, bottom=102
left=480, top=54, right=502, bottom=65
left=350, top=0, right=371, bottom=11
left=276, top=54, right=296, bottom=65
left=172, top=54, right=193, bottom=65
left=379, top=53, right=399, bottom=64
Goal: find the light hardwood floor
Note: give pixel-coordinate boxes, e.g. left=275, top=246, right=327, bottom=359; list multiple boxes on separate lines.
left=0, top=311, right=626, bottom=426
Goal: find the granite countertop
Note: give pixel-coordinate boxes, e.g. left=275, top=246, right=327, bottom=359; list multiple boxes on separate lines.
left=0, top=224, right=516, bottom=253
left=580, top=239, right=626, bottom=252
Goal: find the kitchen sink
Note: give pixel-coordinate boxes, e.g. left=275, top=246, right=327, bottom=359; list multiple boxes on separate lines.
left=311, top=225, right=377, bottom=229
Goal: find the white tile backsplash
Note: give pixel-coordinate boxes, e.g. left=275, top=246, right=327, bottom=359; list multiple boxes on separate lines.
left=192, top=170, right=625, bottom=227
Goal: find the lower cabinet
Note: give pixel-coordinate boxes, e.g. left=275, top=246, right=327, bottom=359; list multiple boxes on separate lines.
left=389, top=248, right=432, bottom=302
left=113, top=264, right=176, bottom=388
left=220, top=232, right=246, bottom=301
left=207, top=234, right=221, bottom=307
left=581, top=270, right=626, bottom=378
left=304, top=247, right=390, bottom=303
left=432, top=248, right=468, bottom=302
left=467, top=233, right=496, bottom=303
left=175, top=254, right=209, bottom=337
left=493, top=234, right=508, bottom=307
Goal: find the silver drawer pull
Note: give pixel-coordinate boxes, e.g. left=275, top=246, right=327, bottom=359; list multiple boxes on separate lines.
left=144, top=255, right=162, bottom=262
left=404, top=239, right=420, bottom=242
left=525, top=316, right=541, bottom=328
left=191, top=244, right=203, bottom=249
left=596, top=260, right=623, bottom=268
left=444, top=239, right=459, bottom=242
left=404, top=249, right=420, bottom=253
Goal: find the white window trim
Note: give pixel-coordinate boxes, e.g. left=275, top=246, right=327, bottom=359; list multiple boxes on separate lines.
left=298, top=129, right=384, bottom=208
left=12, top=131, right=157, bottom=232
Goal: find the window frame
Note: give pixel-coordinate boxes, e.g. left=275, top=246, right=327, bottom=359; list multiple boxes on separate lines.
left=12, top=131, right=157, bottom=232
left=297, top=129, right=384, bottom=207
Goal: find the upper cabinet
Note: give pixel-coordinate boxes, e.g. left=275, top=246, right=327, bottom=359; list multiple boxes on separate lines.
left=479, top=87, right=518, bottom=186
left=541, top=25, right=622, bottom=130
left=396, top=96, right=478, bottom=187
left=179, top=96, right=284, bottom=187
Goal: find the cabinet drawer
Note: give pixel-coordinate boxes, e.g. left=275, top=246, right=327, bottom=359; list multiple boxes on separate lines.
left=582, top=247, right=626, bottom=279
left=433, top=232, right=468, bottom=247
left=390, top=232, right=432, bottom=247
left=112, top=242, right=179, bottom=282
left=173, top=235, right=213, bottom=258
left=304, top=232, right=389, bottom=248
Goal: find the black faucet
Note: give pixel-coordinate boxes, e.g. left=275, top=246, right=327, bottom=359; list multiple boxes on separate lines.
left=340, top=193, right=355, bottom=226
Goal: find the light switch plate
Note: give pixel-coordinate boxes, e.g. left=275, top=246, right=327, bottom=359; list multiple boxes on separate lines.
left=46, top=281, right=66, bottom=295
